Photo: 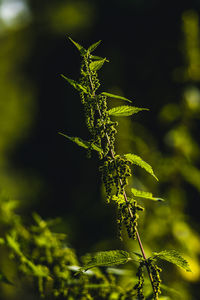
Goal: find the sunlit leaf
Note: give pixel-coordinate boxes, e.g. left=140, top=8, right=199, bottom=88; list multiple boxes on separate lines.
left=131, top=188, right=164, bottom=202
left=124, top=153, right=158, bottom=181
left=58, top=132, right=102, bottom=153
left=153, top=250, right=191, bottom=272
left=101, top=92, right=132, bottom=103
left=88, top=40, right=101, bottom=53
left=89, top=58, right=107, bottom=71
left=108, top=106, right=148, bottom=117
left=90, top=55, right=109, bottom=62
left=78, top=250, right=131, bottom=273
left=61, top=74, right=87, bottom=93
left=68, top=37, right=86, bottom=55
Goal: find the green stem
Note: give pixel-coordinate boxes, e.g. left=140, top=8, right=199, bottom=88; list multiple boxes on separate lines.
left=85, top=57, right=157, bottom=298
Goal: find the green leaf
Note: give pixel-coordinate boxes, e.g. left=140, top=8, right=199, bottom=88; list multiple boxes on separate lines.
left=153, top=250, right=191, bottom=272
left=79, top=250, right=131, bottom=273
left=61, top=74, right=87, bottom=93
left=68, top=37, right=86, bottom=55
left=90, top=55, right=109, bottom=62
left=0, top=271, right=13, bottom=285
left=89, top=58, right=107, bottom=71
left=58, top=132, right=102, bottom=153
left=101, top=92, right=132, bottom=103
left=88, top=40, right=101, bottom=53
left=108, top=106, right=148, bottom=117
left=124, top=153, right=158, bottom=181
left=131, top=252, right=143, bottom=259
left=131, top=188, right=164, bottom=202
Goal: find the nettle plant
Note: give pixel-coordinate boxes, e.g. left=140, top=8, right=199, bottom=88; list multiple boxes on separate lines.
left=59, top=38, right=191, bottom=299
left=0, top=38, right=192, bottom=300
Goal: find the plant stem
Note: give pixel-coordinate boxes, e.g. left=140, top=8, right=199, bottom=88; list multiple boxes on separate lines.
left=86, top=59, right=157, bottom=298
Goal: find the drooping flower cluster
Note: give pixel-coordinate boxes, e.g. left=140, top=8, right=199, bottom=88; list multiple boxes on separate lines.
left=117, top=199, right=144, bottom=240
left=99, top=156, right=132, bottom=202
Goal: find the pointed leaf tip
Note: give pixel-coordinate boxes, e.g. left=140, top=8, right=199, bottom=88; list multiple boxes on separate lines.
left=108, top=106, right=149, bottom=117
left=79, top=250, right=131, bottom=273
left=153, top=250, right=191, bottom=272
left=88, top=40, right=102, bottom=53
left=61, top=74, right=87, bottom=93
left=124, top=153, right=158, bottom=181
left=89, top=58, right=106, bottom=71
left=58, top=132, right=102, bottom=153
left=101, top=92, right=132, bottom=103
left=68, top=37, right=86, bottom=55
left=131, top=188, right=164, bottom=202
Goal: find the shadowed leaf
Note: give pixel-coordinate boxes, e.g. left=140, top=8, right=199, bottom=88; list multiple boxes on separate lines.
left=77, top=250, right=131, bottom=273
left=61, top=75, right=87, bottom=93
left=58, top=133, right=102, bottom=153
left=153, top=250, right=191, bottom=272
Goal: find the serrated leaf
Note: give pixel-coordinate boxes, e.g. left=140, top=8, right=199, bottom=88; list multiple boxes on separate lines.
left=88, top=40, right=101, bottom=53
left=124, top=153, right=158, bottom=181
left=108, top=106, right=148, bottom=117
left=131, top=188, right=164, bottom=202
left=153, top=250, right=191, bottom=272
left=68, top=37, right=86, bottom=55
left=89, top=58, right=106, bottom=71
left=101, top=92, right=132, bottom=103
left=78, top=250, right=131, bottom=273
left=58, top=132, right=102, bottom=153
left=0, top=271, right=13, bottom=285
left=90, top=55, right=109, bottom=62
left=61, top=74, right=87, bottom=93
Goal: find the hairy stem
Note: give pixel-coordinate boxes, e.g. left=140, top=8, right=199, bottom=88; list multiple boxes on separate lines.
left=86, top=58, right=157, bottom=297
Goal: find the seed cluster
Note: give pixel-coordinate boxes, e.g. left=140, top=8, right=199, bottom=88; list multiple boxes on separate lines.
left=147, top=258, right=162, bottom=299
left=71, top=42, right=161, bottom=300
left=117, top=199, right=144, bottom=240
left=99, top=156, right=132, bottom=202
left=134, top=260, right=145, bottom=300
left=79, top=54, right=118, bottom=158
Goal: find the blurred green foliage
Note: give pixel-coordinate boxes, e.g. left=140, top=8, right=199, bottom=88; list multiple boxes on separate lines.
left=0, top=0, right=200, bottom=299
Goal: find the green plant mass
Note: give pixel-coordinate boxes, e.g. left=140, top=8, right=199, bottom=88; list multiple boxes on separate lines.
left=59, top=38, right=191, bottom=299
left=0, top=38, right=192, bottom=299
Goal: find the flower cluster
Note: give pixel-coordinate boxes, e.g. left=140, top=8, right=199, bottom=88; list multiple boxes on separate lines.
left=147, top=258, right=162, bottom=299
left=117, top=199, right=144, bottom=240
left=99, top=156, right=132, bottom=202
left=134, top=260, right=145, bottom=299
